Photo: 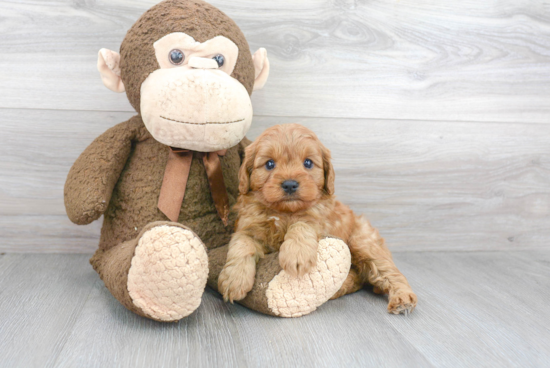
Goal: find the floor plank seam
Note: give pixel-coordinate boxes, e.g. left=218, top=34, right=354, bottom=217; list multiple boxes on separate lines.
left=0, top=254, right=27, bottom=284
left=0, top=254, right=24, bottom=300
left=222, top=299, right=251, bottom=368
left=392, top=248, right=550, bottom=254
left=379, top=316, right=439, bottom=368
left=252, top=114, right=550, bottom=127
left=2, top=248, right=548, bottom=256
left=1, top=106, right=549, bottom=126
left=45, top=278, right=102, bottom=368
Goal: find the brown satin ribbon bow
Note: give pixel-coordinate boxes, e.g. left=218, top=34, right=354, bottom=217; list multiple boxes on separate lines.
left=158, top=147, right=229, bottom=226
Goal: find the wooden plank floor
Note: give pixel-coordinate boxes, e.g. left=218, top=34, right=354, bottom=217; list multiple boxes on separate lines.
left=0, top=251, right=548, bottom=368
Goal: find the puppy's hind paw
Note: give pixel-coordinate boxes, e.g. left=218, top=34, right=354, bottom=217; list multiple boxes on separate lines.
left=388, top=290, right=417, bottom=315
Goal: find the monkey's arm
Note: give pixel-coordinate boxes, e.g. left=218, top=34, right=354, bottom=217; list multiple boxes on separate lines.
left=64, top=117, right=144, bottom=225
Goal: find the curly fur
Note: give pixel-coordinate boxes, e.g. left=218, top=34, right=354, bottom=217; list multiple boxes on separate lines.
left=218, top=124, right=417, bottom=314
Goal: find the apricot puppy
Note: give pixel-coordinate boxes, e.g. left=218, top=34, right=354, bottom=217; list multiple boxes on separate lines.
left=218, top=124, right=417, bottom=314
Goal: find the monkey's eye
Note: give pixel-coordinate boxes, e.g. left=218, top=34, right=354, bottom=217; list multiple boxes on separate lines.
left=304, top=158, right=313, bottom=169
left=265, top=160, right=275, bottom=170
left=212, top=54, right=225, bottom=67
left=169, top=49, right=185, bottom=65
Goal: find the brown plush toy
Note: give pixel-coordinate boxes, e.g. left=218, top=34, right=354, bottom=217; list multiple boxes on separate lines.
left=65, top=0, right=351, bottom=322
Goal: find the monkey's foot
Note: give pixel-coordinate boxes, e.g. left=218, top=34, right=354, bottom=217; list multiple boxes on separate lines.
left=266, top=237, right=351, bottom=317
left=127, top=224, right=208, bottom=322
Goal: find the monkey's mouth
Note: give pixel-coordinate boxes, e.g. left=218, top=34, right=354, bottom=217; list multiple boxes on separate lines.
left=160, top=116, right=245, bottom=125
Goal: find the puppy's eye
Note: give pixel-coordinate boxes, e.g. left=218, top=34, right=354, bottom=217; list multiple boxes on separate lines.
left=169, top=49, right=185, bottom=65
left=212, top=54, right=225, bottom=67
left=303, top=158, right=313, bottom=169
left=265, top=160, right=276, bottom=170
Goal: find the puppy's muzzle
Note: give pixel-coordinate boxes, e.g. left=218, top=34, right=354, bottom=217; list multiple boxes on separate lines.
left=281, top=180, right=299, bottom=195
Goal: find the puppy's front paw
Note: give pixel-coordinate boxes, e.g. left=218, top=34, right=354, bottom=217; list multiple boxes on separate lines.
left=218, top=262, right=255, bottom=303
left=388, top=290, right=417, bottom=315
left=279, top=239, right=317, bottom=278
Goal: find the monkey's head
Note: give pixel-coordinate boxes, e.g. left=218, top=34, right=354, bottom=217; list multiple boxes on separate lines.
left=97, top=0, right=269, bottom=152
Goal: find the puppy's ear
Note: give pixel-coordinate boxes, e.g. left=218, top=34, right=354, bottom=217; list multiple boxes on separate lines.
left=321, top=143, right=335, bottom=195
left=239, top=141, right=258, bottom=195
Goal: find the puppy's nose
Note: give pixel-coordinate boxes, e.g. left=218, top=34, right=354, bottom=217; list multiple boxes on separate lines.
left=281, top=180, right=299, bottom=194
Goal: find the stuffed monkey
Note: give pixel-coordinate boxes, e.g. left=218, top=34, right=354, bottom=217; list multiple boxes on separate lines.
left=65, top=0, right=351, bottom=322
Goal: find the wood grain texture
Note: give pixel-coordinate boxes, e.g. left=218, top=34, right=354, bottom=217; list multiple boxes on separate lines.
left=0, top=254, right=97, bottom=368
left=0, top=251, right=549, bottom=367
left=54, top=284, right=250, bottom=368
left=0, top=216, right=102, bottom=253
left=387, top=250, right=550, bottom=367
left=1, top=0, right=550, bottom=123
left=0, top=108, right=134, bottom=217
left=1, top=109, right=549, bottom=252
left=53, top=286, right=432, bottom=368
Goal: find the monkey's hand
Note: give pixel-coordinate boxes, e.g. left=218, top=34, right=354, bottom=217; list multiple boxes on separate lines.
left=64, top=118, right=142, bottom=225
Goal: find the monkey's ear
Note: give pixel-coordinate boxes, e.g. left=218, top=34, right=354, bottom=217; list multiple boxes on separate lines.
left=97, top=48, right=125, bottom=93
left=238, top=141, right=258, bottom=195
left=252, top=48, right=270, bottom=91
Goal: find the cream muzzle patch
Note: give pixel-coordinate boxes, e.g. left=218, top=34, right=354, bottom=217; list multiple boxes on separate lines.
left=140, top=32, right=253, bottom=152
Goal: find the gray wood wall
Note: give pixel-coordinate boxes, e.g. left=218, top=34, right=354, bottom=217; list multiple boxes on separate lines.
left=1, top=0, right=549, bottom=253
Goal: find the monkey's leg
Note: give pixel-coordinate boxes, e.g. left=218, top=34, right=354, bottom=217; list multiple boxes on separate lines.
left=329, top=265, right=364, bottom=300
left=349, top=217, right=417, bottom=314
left=90, top=221, right=208, bottom=322
left=208, top=237, right=351, bottom=318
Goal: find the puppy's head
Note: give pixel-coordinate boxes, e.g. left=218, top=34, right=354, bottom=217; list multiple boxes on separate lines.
left=239, top=124, right=335, bottom=212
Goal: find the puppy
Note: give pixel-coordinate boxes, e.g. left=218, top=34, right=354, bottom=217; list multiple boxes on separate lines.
left=218, top=124, right=417, bottom=314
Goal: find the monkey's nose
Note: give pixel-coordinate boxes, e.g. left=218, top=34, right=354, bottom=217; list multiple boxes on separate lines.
left=188, top=57, right=219, bottom=69
left=281, top=180, right=299, bottom=194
